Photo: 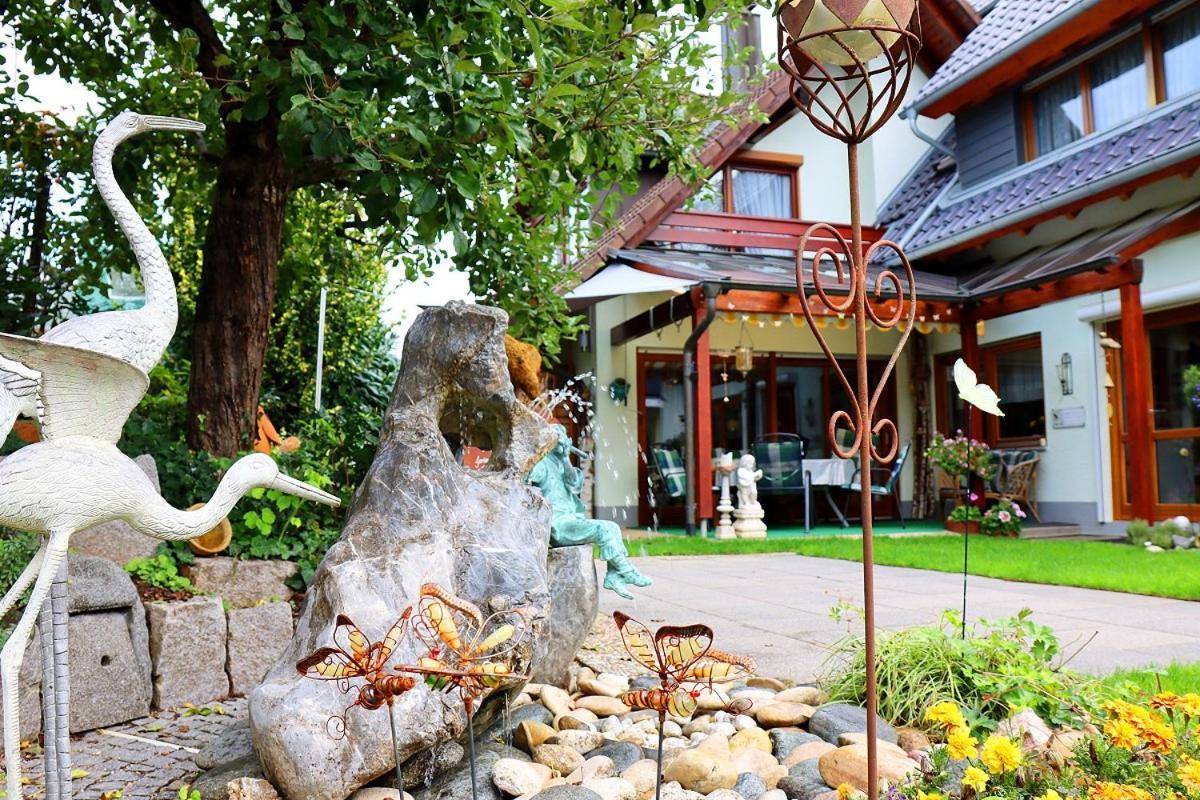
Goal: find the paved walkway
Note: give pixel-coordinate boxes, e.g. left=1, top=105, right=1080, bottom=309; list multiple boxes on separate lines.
left=600, top=554, right=1200, bottom=681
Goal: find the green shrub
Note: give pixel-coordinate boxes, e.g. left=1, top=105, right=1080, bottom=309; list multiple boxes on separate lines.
left=125, top=554, right=196, bottom=595
left=820, top=609, right=1102, bottom=732
left=1126, top=518, right=1153, bottom=546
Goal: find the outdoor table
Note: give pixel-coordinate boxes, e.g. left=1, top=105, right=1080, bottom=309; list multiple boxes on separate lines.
left=804, top=457, right=856, bottom=530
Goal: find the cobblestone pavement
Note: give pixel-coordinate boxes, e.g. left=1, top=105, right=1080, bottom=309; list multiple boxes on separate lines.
left=16, top=698, right=245, bottom=800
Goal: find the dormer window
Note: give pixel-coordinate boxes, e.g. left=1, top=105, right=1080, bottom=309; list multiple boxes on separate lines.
left=687, top=151, right=803, bottom=219
left=1023, top=1, right=1200, bottom=160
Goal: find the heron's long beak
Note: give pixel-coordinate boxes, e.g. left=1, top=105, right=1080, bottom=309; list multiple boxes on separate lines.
left=142, top=115, right=206, bottom=133
left=271, top=474, right=342, bottom=507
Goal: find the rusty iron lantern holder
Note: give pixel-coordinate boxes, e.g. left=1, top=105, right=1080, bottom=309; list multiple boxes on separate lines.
left=777, top=7, right=923, bottom=800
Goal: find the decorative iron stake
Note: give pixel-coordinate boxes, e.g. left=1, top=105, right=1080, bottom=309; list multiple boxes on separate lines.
left=776, top=5, right=924, bottom=799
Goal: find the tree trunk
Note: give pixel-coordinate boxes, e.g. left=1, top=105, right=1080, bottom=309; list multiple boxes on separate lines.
left=186, top=120, right=290, bottom=457
left=909, top=331, right=937, bottom=519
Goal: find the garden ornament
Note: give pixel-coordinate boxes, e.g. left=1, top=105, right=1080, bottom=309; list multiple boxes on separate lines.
left=614, top=611, right=756, bottom=800
left=0, top=110, right=203, bottom=800
left=527, top=424, right=651, bottom=599
left=733, top=452, right=768, bottom=539
left=0, top=340, right=338, bottom=800
left=714, top=453, right=737, bottom=540
left=952, top=356, right=1004, bottom=639
left=776, top=1, right=921, bottom=795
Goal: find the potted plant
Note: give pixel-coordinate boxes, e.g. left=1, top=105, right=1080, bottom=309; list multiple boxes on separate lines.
left=946, top=503, right=982, bottom=534
left=981, top=498, right=1025, bottom=537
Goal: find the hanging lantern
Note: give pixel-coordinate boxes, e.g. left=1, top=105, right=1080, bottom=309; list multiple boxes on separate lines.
left=777, top=0, right=917, bottom=66
left=735, top=345, right=754, bottom=373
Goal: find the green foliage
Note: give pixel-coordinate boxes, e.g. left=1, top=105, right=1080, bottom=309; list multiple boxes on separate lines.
left=1126, top=518, right=1191, bottom=549
left=1105, top=662, right=1200, bottom=696
left=124, top=555, right=196, bottom=595
left=981, top=498, right=1025, bottom=537
left=821, top=609, right=1102, bottom=731
left=1, top=0, right=757, bottom=358
left=1125, top=518, right=1154, bottom=546
left=1184, top=364, right=1200, bottom=411
left=0, top=529, right=40, bottom=630
left=177, top=786, right=201, bottom=800
left=948, top=504, right=983, bottom=523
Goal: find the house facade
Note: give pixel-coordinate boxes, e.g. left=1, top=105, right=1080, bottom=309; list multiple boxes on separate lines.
left=560, top=0, right=1200, bottom=535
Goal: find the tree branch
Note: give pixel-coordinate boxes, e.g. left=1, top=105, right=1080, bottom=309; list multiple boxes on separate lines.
left=147, top=0, right=230, bottom=87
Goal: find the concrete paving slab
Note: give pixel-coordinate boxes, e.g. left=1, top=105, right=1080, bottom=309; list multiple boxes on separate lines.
left=600, top=554, right=1200, bottom=681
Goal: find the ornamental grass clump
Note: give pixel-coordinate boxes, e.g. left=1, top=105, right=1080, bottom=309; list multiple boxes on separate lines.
left=821, top=609, right=1102, bottom=731
left=889, top=693, right=1200, bottom=800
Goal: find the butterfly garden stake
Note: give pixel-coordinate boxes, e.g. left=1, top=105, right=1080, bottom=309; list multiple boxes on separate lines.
left=775, top=3, right=922, bottom=798
left=952, top=358, right=1005, bottom=637
left=297, top=611, right=420, bottom=791
left=614, top=612, right=756, bottom=800
left=407, top=583, right=533, bottom=800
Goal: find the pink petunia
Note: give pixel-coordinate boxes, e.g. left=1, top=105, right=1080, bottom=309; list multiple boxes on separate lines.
left=998, top=510, right=1011, bottom=522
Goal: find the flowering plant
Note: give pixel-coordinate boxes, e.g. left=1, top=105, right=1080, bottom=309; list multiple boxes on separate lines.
left=948, top=504, right=983, bottom=524
left=926, top=432, right=997, bottom=480
left=893, top=696, right=1200, bottom=800
left=1185, top=365, right=1200, bottom=412
left=982, top=498, right=1025, bottom=537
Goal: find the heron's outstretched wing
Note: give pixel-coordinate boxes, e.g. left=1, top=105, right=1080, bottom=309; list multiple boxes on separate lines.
left=0, top=333, right=148, bottom=443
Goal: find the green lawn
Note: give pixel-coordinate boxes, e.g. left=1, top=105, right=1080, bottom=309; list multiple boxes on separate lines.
left=626, top=534, right=1200, bottom=601
left=1104, top=662, right=1200, bottom=696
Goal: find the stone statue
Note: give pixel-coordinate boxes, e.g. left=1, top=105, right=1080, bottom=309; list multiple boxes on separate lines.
left=733, top=452, right=767, bottom=539
left=528, top=425, right=652, bottom=599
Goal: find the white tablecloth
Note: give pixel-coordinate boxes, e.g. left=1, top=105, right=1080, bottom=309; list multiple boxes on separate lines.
left=805, top=458, right=855, bottom=487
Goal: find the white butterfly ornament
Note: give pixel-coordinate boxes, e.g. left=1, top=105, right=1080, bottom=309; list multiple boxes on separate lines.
left=953, top=358, right=1004, bottom=417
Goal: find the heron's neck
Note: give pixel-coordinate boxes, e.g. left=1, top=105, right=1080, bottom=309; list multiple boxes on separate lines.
left=138, top=473, right=250, bottom=541
left=92, top=135, right=179, bottom=327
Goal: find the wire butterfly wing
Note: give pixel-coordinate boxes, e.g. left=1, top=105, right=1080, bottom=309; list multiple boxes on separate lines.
left=656, top=623, right=714, bottom=685
left=613, top=611, right=664, bottom=675
left=296, top=647, right=361, bottom=681
left=372, top=607, right=413, bottom=673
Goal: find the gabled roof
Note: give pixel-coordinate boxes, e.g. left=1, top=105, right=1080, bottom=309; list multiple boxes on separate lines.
left=883, top=97, right=1200, bottom=258
left=567, top=0, right=978, bottom=287
left=911, top=0, right=1158, bottom=118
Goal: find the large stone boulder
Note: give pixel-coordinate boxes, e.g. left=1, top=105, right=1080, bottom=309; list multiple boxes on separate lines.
left=530, top=544, right=598, bottom=687
left=250, top=303, right=558, bottom=800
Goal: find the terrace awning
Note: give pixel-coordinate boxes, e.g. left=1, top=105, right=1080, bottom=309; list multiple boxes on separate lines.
left=564, top=263, right=695, bottom=302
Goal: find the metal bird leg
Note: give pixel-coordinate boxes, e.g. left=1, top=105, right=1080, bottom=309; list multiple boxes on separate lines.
left=51, top=565, right=72, bottom=798
left=38, top=595, right=60, bottom=800
left=2, top=530, right=71, bottom=800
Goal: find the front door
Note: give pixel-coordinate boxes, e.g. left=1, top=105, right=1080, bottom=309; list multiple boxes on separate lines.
left=1109, top=302, right=1200, bottom=520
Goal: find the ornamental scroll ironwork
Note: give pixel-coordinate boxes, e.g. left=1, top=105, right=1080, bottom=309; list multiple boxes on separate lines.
left=795, top=227, right=918, bottom=466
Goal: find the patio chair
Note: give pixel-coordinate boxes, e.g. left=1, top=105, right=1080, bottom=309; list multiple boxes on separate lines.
left=843, top=441, right=911, bottom=527
left=650, top=445, right=687, bottom=508
left=986, top=452, right=1041, bottom=522
left=752, top=433, right=811, bottom=529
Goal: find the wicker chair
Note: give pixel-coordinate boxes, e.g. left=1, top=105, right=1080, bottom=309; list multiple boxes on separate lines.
left=937, top=469, right=965, bottom=518
left=986, top=455, right=1041, bottom=522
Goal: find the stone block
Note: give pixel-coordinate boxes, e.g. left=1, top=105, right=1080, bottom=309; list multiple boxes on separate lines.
left=70, top=455, right=163, bottom=564
left=148, top=596, right=229, bottom=709
left=531, top=545, right=598, bottom=687
left=68, top=610, right=152, bottom=732
left=227, top=603, right=294, bottom=696
left=188, top=558, right=297, bottom=608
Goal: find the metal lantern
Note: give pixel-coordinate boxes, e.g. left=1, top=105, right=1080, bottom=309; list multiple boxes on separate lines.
left=735, top=345, right=754, bottom=373
left=778, top=0, right=917, bottom=65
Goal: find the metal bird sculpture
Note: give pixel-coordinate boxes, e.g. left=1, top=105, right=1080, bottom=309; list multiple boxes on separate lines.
left=0, top=111, right=203, bottom=441
left=0, top=335, right=339, bottom=800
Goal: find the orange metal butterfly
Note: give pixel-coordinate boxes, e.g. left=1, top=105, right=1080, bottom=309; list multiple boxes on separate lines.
left=613, top=611, right=756, bottom=718
left=406, top=583, right=530, bottom=714
left=297, top=610, right=419, bottom=738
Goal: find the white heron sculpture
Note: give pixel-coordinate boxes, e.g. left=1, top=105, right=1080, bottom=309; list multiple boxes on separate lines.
left=0, top=111, right=205, bottom=800
left=0, top=334, right=340, bottom=800
left=0, top=111, right=203, bottom=440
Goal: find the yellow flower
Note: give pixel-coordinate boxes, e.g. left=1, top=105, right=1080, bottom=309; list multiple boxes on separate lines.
left=1178, top=756, right=1200, bottom=793
left=1103, top=717, right=1141, bottom=749
left=1088, top=782, right=1152, bottom=800
left=1178, top=694, right=1200, bottom=717
left=1151, top=691, right=1180, bottom=710
left=1038, top=792, right=1064, bottom=800
left=980, top=735, right=1022, bottom=775
left=837, top=784, right=856, bottom=800
left=1140, top=716, right=1177, bottom=754
left=925, top=701, right=967, bottom=732
left=962, top=766, right=988, bottom=793
left=946, top=728, right=979, bottom=760
left=917, top=792, right=945, bottom=800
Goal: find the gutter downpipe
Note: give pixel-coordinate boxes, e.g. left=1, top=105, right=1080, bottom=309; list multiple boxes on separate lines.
left=906, top=140, right=1200, bottom=261
left=683, top=283, right=720, bottom=537
left=902, top=108, right=955, bottom=159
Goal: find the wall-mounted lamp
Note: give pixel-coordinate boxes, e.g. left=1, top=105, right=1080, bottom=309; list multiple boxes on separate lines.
left=608, top=378, right=629, bottom=406
left=1057, top=353, right=1074, bottom=396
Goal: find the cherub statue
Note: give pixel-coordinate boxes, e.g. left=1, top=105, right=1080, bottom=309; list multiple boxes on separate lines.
left=528, top=425, right=652, bottom=599
left=736, top=452, right=762, bottom=510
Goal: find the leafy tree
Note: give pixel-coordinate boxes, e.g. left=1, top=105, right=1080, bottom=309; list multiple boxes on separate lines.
left=2, top=0, right=749, bottom=456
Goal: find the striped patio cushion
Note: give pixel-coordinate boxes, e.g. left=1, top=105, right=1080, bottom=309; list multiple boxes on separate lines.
left=653, top=447, right=687, bottom=499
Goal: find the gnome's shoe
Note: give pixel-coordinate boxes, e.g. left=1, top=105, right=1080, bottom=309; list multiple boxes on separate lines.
left=603, top=556, right=653, bottom=598
left=603, top=569, right=636, bottom=600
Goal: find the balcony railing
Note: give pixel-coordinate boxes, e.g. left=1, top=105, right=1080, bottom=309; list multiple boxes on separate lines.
left=645, top=211, right=884, bottom=254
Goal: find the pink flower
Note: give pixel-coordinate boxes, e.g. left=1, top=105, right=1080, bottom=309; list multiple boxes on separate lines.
left=970, top=492, right=979, bottom=502
left=1016, top=508, right=1026, bottom=519
left=999, top=510, right=1011, bottom=522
